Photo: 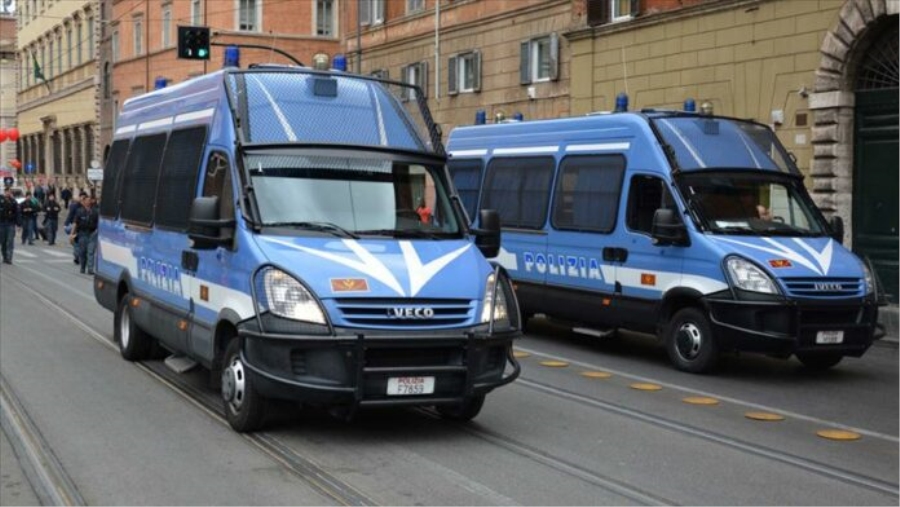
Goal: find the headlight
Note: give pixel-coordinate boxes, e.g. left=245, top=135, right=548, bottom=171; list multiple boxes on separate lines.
left=861, top=261, right=875, bottom=295
left=258, top=268, right=326, bottom=324
left=480, top=272, right=510, bottom=326
left=725, top=257, right=779, bottom=294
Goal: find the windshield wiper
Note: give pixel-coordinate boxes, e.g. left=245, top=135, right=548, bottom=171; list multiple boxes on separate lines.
left=263, top=221, right=359, bottom=239
left=713, top=225, right=756, bottom=235
left=356, top=228, right=443, bottom=239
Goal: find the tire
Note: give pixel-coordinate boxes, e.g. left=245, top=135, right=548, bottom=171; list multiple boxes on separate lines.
left=665, top=307, right=719, bottom=373
left=436, top=394, right=486, bottom=421
left=115, top=295, right=154, bottom=361
left=796, top=352, right=843, bottom=371
left=221, top=338, right=267, bottom=433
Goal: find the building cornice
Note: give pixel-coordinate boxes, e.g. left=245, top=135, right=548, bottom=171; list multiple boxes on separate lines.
left=17, top=76, right=96, bottom=116
left=565, top=0, right=763, bottom=42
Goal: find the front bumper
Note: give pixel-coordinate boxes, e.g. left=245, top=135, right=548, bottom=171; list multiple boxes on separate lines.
left=705, top=294, right=882, bottom=357
left=237, top=320, right=521, bottom=408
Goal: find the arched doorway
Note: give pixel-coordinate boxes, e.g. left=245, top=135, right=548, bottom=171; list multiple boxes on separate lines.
left=853, top=22, right=898, bottom=302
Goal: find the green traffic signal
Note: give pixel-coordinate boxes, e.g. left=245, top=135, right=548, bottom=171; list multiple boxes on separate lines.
left=177, top=25, right=211, bottom=60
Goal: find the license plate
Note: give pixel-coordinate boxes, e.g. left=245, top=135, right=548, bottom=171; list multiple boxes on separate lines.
left=387, top=376, right=435, bottom=396
left=816, top=330, right=844, bottom=344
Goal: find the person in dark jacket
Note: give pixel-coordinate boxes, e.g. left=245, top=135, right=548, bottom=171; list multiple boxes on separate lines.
left=72, top=194, right=99, bottom=274
left=20, top=192, right=40, bottom=245
left=43, top=194, right=62, bottom=245
left=65, top=192, right=86, bottom=263
left=0, top=187, right=21, bottom=264
left=61, top=186, right=72, bottom=209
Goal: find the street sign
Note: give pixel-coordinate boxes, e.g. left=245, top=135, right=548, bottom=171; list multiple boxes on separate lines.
left=3, top=176, right=13, bottom=187
left=25, top=162, right=34, bottom=173
left=87, top=168, right=104, bottom=182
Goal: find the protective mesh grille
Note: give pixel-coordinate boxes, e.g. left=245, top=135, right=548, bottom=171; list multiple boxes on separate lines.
left=120, top=133, right=166, bottom=224
left=155, top=127, right=207, bottom=230
left=100, top=139, right=130, bottom=217
left=231, top=70, right=439, bottom=153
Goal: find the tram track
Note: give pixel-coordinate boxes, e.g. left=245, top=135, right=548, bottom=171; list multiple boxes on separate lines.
left=4, top=262, right=898, bottom=504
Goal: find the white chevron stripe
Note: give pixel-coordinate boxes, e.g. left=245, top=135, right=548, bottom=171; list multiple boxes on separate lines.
left=400, top=242, right=471, bottom=296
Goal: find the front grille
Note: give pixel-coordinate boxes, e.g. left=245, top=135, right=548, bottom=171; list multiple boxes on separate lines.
left=335, top=298, right=475, bottom=328
left=782, top=278, right=863, bottom=298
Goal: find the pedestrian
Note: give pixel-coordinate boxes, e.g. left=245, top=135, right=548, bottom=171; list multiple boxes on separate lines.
left=64, top=192, right=86, bottom=263
left=0, top=187, right=21, bottom=264
left=20, top=191, right=41, bottom=245
left=34, top=183, right=45, bottom=206
left=61, top=186, right=72, bottom=209
left=43, top=193, right=62, bottom=245
left=72, top=193, right=99, bottom=274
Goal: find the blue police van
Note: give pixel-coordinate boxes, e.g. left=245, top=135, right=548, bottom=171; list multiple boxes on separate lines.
left=447, top=110, right=884, bottom=373
left=94, top=63, right=521, bottom=432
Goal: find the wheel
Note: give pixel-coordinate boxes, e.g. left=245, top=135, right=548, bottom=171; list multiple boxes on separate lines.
left=796, top=352, right=843, bottom=371
left=436, top=394, right=485, bottom=421
left=221, top=338, right=267, bottom=433
left=115, top=295, right=153, bottom=361
left=665, top=307, right=719, bottom=373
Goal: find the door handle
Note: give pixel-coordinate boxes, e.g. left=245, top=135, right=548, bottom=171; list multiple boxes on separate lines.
left=602, top=247, right=628, bottom=263
left=182, top=251, right=199, bottom=272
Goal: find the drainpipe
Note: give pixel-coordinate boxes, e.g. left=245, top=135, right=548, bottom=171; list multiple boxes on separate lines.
left=356, top=0, right=362, bottom=73
left=434, top=0, right=440, bottom=101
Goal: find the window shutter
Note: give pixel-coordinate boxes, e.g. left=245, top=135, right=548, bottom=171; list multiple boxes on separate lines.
left=448, top=55, right=458, bottom=95
left=520, top=40, right=531, bottom=85
left=549, top=33, right=559, bottom=81
left=587, top=0, right=609, bottom=26
left=630, top=0, right=640, bottom=17
left=473, top=50, right=482, bottom=93
left=360, top=0, right=371, bottom=25
left=419, top=61, right=428, bottom=99
left=400, top=64, right=409, bottom=101
left=375, top=0, right=385, bottom=22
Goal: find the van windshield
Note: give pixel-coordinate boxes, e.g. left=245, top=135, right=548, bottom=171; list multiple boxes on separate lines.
left=653, top=116, right=798, bottom=174
left=676, top=172, right=828, bottom=236
left=245, top=153, right=462, bottom=237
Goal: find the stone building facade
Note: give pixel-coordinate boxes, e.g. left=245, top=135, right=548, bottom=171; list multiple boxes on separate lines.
left=16, top=0, right=99, bottom=191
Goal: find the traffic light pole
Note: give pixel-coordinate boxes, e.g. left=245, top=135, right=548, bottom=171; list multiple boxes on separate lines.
left=210, top=42, right=304, bottom=67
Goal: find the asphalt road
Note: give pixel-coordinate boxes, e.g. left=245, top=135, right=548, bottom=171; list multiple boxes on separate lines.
left=1, top=243, right=898, bottom=505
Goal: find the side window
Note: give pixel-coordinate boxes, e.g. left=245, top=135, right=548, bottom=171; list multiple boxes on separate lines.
left=626, top=175, right=677, bottom=235
left=99, top=139, right=131, bottom=218
left=155, top=127, right=207, bottom=230
left=120, top=133, right=167, bottom=224
left=551, top=155, right=625, bottom=233
left=447, top=158, right=483, bottom=221
left=202, top=151, right=235, bottom=222
left=482, top=157, right=554, bottom=230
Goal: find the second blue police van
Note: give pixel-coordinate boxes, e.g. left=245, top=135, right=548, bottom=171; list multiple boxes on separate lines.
left=447, top=110, right=884, bottom=373
left=94, top=64, right=521, bottom=432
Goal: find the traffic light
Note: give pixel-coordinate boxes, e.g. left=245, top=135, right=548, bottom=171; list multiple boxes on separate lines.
left=178, top=26, right=210, bottom=60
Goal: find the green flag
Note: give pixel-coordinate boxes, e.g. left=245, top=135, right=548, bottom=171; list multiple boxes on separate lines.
left=32, top=53, right=45, bottom=81
left=32, top=53, right=51, bottom=93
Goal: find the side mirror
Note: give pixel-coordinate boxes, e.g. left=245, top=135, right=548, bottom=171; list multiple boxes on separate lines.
left=651, top=208, right=689, bottom=247
left=472, top=209, right=501, bottom=258
left=830, top=215, right=844, bottom=244
left=188, top=196, right=235, bottom=249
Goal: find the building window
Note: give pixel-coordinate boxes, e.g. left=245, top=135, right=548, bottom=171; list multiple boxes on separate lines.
left=56, top=33, right=62, bottom=75
left=403, top=61, right=428, bottom=100
left=520, top=33, right=559, bottom=85
left=448, top=50, right=481, bottom=95
left=316, top=0, right=335, bottom=37
left=587, top=0, right=637, bottom=26
left=76, top=20, right=83, bottom=65
left=66, top=26, right=72, bottom=69
left=407, top=0, right=424, bottom=14
left=239, top=0, right=259, bottom=31
left=371, top=68, right=389, bottom=80
left=191, top=0, right=202, bottom=25
left=103, top=62, right=111, bottom=99
left=161, top=4, right=172, bottom=48
left=133, top=14, right=144, bottom=55
left=360, top=0, right=384, bottom=26
left=87, top=16, right=94, bottom=59
left=112, top=29, right=119, bottom=62
left=47, top=40, right=53, bottom=79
